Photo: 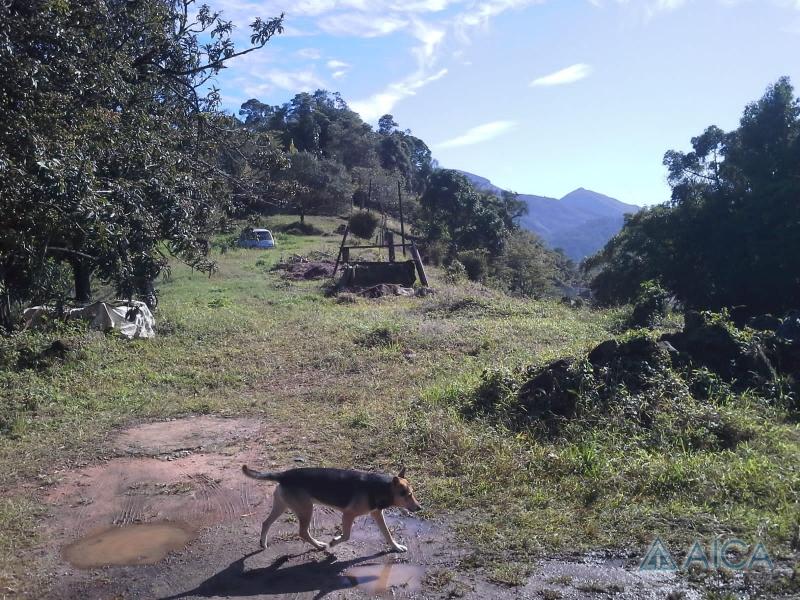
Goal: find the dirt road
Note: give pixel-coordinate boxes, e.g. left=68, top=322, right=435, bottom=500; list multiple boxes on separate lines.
left=24, top=416, right=702, bottom=599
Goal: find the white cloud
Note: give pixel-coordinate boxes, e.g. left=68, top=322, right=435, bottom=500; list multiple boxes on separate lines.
left=317, top=13, right=408, bottom=36
left=436, top=120, right=516, bottom=148
left=456, top=0, right=544, bottom=35
left=327, top=59, right=351, bottom=78
left=529, top=63, right=592, bottom=86
left=296, top=47, right=322, bottom=59
left=410, top=19, right=446, bottom=67
left=265, top=70, right=325, bottom=91
left=327, top=59, right=350, bottom=69
left=350, top=68, right=448, bottom=121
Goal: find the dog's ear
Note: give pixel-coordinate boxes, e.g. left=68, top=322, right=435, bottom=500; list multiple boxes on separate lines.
left=398, top=465, right=406, bottom=479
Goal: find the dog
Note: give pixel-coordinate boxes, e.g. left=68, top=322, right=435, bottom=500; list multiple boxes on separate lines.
left=241, top=465, right=422, bottom=552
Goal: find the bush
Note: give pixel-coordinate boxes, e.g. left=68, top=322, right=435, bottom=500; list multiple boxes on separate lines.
left=278, top=221, right=324, bottom=236
left=629, top=280, right=670, bottom=328
left=348, top=211, right=379, bottom=239
left=444, top=260, right=467, bottom=284
left=456, top=249, right=489, bottom=282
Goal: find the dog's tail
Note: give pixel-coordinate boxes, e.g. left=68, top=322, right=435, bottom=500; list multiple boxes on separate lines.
left=241, top=465, right=282, bottom=481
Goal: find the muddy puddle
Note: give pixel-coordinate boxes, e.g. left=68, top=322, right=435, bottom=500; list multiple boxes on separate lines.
left=340, top=563, right=425, bottom=594
left=62, top=522, right=194, bottom=569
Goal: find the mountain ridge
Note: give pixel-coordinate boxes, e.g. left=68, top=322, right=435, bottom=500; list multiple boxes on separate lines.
left=455, top=170, right=640, bottom=261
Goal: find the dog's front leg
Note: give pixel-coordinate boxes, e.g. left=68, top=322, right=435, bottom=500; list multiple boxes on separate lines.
left=371, top=509, right=407, bottom=552
left=329, top=511, right=355, bottom=547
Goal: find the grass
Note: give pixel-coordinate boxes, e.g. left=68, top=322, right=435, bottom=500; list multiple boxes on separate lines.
left=0, top=214, right=797, bottom=593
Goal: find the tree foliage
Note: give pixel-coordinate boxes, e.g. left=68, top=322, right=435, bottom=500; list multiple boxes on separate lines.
left=587, top=78, right=800, bottom=315
left=239, top=94, right=434, bottom=203
left=417, top=170, right=525, bottom=255
left=0, top=0, right=284, bottom=328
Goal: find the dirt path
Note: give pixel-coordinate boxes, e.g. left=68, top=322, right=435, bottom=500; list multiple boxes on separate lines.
left=24, top=416, right=701, bottom=599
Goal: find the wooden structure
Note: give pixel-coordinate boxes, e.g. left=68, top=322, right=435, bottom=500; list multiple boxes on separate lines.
left=332, top=185, right=428, bottom=287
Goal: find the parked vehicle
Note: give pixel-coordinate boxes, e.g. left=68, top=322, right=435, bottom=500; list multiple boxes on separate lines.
left=238, top=228, right=275, bottom=249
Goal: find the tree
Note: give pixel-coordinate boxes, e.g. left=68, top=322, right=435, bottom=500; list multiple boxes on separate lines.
left=494, top=230, right=554, bottom=297
left=283, top=152, right=354, bottom=222
left=0, top=0, right=283, bottom=328
left=587, top=78, right=800, bottom=315
left=418, top=169, right=523, bottom=256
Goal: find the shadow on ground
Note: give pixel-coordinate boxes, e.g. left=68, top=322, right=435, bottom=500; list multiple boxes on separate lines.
left=161, top=550, right=391, bottom=600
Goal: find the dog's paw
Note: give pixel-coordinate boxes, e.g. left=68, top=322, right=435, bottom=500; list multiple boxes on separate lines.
left=260, top=540, right=267, bottom=550
left=391, top=543, right=408, bottom=553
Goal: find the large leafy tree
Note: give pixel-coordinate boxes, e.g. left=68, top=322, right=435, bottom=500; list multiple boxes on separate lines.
left=418, top=169, right=524, bottom=255
left=0, top=0, right=283, bottom=328
left=587, top=78, right=800, bottom=315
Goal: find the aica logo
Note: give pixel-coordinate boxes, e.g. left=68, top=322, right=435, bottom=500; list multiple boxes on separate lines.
left=639, top=537, right=773, bottom=572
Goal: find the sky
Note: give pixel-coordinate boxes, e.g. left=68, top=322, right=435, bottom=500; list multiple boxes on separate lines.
left=207, top=0, right=800, bottom=206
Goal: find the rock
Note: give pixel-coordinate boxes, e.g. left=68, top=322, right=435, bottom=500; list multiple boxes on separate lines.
left=357, top=284, right=416, bottom=298
left=41, top=340, right=69, bottom=360
left=776, top=310, right=800, bottom=343
left=657, top=340, right=678, bottom=354
left=748, top=314, right=782, bottom=332
left=517, top=359, right=578, bottom=420
left=668, top=317, right=778, bottom=385
left=683, top=310, right=706, bottom=332
left=561, top=296, right=584, bottom=308
left=668, top=322, right=741, bottom=380
left=588, top=340, right=619, bottom=366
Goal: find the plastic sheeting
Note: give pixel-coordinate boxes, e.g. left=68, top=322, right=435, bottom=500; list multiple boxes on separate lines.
left=23, top=301, right=156, bottom=339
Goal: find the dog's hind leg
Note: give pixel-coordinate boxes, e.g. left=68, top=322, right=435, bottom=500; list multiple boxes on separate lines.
left=260, top=485, right=288, bottom=549
left=284, top=490, right=328, bottom=550
left=329, top=511, right=355, bottom=548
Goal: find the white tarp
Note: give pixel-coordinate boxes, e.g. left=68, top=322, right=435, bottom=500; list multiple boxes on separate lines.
left=24, top=301, right=156, bottom=339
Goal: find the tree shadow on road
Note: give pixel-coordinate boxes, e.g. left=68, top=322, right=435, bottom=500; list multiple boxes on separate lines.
left=160, top=549, right=390, bottom=600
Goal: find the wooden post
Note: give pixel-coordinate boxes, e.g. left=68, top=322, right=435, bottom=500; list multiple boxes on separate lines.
left=397, top=181, right=406, bottom=257
left=410, top=242, right=429, bottom=287
left=386, top=231, right=395, bottom=262
left=332, top=225, right=350, bottom=278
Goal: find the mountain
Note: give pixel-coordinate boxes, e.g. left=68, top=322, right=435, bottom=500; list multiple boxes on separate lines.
left=456, top=171, right=640, bottom=261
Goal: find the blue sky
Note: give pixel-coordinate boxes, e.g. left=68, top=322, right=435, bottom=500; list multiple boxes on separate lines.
left=209, top=0, right=800, bottom=206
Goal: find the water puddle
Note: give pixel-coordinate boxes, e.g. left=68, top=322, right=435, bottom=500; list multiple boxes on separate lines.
left=341, top=564, right=424, bottom=594
left=62, top=522, right=194, bottom=569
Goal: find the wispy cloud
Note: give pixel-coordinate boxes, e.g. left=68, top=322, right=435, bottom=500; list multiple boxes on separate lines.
left=296, top=47, right=322, bottom=59
left=317, top=13, right=408, bottom=37
left=327, top=59, right=351, bottom=79
left=436, top=120, right=516, bottom=149
left=530, top=63, right=592, bottom=87
left=350, top=68, right=448, bottom=121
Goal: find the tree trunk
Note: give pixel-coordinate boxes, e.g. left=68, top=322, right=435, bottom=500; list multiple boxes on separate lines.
left=71, top=259, right=93, bottom=304
left=299, top=208, right=305, bottom=224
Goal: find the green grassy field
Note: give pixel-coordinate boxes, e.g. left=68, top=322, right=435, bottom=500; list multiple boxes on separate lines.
left=1, top=215, right=797, bottom=592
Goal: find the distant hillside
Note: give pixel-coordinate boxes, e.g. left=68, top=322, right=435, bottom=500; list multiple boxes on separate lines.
left=456, top=171, right=639, bottom=261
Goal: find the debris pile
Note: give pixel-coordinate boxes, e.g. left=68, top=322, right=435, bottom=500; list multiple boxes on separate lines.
left=23, top=301, right=155, bottom=339
left=273, top=252, right=336, bottom=280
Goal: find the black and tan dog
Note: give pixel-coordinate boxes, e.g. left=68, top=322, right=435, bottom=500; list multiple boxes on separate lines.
left=241, top=465, right=422, bottom=552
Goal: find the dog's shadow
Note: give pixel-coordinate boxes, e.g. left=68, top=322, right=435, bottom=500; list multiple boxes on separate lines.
left=159, top=549, right=390, bottom=600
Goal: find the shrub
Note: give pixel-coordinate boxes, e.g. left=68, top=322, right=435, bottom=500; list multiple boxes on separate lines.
left=456, top=249, right=489, bottom=282
left=444, top=260, right=467, bottom=284
left=629, top=280, right=670, bottom=328
left=279, top=221, right=324, bottom=236
left=348, top=211, right=379, bottom=239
